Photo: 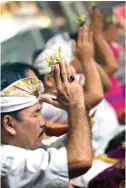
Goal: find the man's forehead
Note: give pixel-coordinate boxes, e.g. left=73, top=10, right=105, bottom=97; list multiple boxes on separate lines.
left=31, top=103, right=43, bottom=111
left=20, top=102, right=43, bottom=113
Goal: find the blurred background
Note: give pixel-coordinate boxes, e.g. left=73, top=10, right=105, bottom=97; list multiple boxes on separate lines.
left=0, top=1, right=125, bottom=64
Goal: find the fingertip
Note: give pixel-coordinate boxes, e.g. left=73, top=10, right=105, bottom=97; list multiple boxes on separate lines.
left=51, top=65, right=55, bottom=72
left=54, top=64, right=59, bottom=72
left=84, top=25, right=88, bottom=31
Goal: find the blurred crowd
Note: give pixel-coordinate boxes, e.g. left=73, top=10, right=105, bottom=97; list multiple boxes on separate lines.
left=1, top=2, right=125, bottom=188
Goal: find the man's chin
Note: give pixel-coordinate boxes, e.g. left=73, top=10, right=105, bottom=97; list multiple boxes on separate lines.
left=32, top=139, right=45, bottom=150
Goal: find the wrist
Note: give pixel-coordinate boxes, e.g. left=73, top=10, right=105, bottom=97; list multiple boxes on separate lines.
left=68, top=101, right=85, bottom=109
left=94, top=34, right=104, bottom=42
left=82, top=57, right=94, bottom=65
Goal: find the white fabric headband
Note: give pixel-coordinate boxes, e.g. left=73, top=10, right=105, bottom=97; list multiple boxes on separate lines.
left=0, top=77, right=44, bottom=113
left=1, top=96, right=39, bottom=113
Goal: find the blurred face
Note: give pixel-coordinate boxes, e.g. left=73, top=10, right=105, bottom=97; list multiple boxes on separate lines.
left=71, top=58, right=83, bottom=74
left=26, top=69, right=56, bottom=95
left=105, top=24, right=118, bottom=42
left=12, top=102, right=46, bottom=150
left=26, top=69, right=37, bottom=77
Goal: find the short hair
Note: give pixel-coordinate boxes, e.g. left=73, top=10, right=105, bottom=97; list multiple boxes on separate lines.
left=1, top=62, right=40, bottom=90
left=70, top=32, right=78, bottom=41
left=1, top=111, right=20, bottom=127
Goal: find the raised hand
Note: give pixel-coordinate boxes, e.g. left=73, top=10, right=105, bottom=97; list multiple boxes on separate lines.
left=90, top=8, right=103, bottom=37
left=72, top=26, right=94, bottom=62
left=72, top=26, right=103, bottom=112
left=41, top=62, right=85, bottom=110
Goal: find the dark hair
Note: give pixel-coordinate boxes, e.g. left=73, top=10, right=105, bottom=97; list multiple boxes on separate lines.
left=1, top=111, right=20, bottom=127
left=70, top=32, right=78, bottom=41
left=1, top=62, right=41, bottom=90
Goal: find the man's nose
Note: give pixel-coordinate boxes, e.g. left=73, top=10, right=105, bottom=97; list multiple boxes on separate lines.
left=39, top=119, right=45, bottom=128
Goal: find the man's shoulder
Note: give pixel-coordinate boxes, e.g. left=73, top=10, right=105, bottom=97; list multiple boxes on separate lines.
left=0, top=145, right=27, bottom=160
left=1, top=144, right=26, bottom=151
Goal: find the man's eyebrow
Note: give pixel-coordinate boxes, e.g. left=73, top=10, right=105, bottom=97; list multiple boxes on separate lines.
left=34, top=108, right=41, bottom=113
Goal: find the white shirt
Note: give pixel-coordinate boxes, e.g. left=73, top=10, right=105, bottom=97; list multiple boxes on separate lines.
left=42, top=99, right=119, bottom=155
left=42, top=102, right=68, bottom=124
left=0, top=136, right=68, bottom=188
left=91, top=99, right=119, bottom=155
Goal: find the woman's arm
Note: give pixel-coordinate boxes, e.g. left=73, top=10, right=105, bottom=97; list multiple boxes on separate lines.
left=90, top=8, right=119, bottom=76
left=96, top=63, right=112, bottom=92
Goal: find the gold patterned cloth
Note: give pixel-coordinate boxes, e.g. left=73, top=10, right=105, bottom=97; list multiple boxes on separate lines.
left=0, top=77, right=44, bottom=112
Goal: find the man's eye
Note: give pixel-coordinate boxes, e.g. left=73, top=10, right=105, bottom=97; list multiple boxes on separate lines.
left=34, top=111, right=41, bottom=117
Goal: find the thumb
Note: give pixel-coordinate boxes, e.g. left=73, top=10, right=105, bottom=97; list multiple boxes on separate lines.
left=72, top=40, right=77, bottom=56
left=78, top=74, right=84, bottom=85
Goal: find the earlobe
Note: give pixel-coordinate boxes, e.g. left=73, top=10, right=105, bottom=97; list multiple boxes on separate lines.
left=3, top=115, right=16, bottom=136
left=44, top=75, right=53, bottom=88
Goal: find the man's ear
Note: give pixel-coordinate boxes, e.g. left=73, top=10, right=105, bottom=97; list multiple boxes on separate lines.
left=44, top=74, right=53, bottom=88
left=3, top=115, right=16, bottom=136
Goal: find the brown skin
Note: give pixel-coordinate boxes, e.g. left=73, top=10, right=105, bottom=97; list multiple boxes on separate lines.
left=104, top=23, right=118, bottom=43
left=95, top=63, right=112, bottom=92
left=1, top=103, right=46, bottom=150
left=44, top=74, right=57, bottom=95
left=42, top=61, right=92, bottom=179
left=72, top=26, right=104, bottom=111
left=90, top=8, right=119, bottom=76
left=1, top=69, right=47, bottom=150
left=38, top=26, right=104, bottom=111
left=2, top=60, right=92, bottom=179
left=71, top=58, right=111, bottom=93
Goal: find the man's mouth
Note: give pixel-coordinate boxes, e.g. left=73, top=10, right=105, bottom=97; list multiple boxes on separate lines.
left=38, top=125, right=47, bottom=138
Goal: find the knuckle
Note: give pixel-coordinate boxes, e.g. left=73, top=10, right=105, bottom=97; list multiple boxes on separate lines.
left=64, top=83, right=69, bottom=90
left=62, top=72, right=66, bottom=76
left=57, top=86, right=62, bottom=93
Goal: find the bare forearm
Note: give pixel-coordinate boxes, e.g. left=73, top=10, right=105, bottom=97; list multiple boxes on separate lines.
left=95, top=35, right=112, bottom=58
left=95, top=36, right=119, bottom=76
left=67, top=104, right=92, bottom=178
left=82, top=58, right=103, bottom=92
left=83, top=59, right=103, bottom=110
left=96, top=63, right=112, bottom=92
left=81, top=58, right=103, bottom=110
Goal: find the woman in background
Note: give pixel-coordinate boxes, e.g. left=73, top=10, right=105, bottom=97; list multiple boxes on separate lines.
left=103, top=15, right=125, bottom=123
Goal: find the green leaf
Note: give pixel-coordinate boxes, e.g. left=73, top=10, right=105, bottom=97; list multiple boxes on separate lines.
left=45, top=47, right=62, bottom=67
left=89, top=1, right=96, bottom=8
left=76, top=14, right=86, bottom=26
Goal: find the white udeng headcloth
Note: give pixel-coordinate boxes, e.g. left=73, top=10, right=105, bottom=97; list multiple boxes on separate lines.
left=0, top=96, right=39, bottom=113
left=34, top=40, right=73, bottom=75
left=0, top=77, right=44, bottom=113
